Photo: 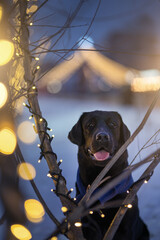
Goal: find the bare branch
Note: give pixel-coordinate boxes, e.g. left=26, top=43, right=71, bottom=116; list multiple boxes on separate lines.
left=130, top=129, right=160, bottom=165
left=50, top=149, right=160, bottom=236
left=31, top=0, right=85, bottom=53
left=103, top=153, right=160, bottom=240
left=85, top=149, right=160, bottom=208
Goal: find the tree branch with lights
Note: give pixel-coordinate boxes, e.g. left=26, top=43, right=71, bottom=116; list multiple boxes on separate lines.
left=17, top=0, right=85, bottom=239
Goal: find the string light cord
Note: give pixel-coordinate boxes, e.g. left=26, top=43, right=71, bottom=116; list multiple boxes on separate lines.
left=45, top=219, right=71, bottom=240
left=48, top=149, right=159, bottom=237
left=23, top=100, right=56, bottom=163
left=23, top=100, right=78, bottom=210
left=49, top=169, right=77, bottom=206
left=48, top=152, right=160, bottom=240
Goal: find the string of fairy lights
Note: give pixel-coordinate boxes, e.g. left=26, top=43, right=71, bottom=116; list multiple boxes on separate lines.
left=23, top=99, right=76, bottom=202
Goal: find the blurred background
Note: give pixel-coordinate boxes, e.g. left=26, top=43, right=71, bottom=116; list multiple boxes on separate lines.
left=1, top=0, right=160, bottom=239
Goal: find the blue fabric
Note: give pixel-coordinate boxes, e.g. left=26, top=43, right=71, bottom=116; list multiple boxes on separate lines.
left=76, top=168, right=133, bottom=204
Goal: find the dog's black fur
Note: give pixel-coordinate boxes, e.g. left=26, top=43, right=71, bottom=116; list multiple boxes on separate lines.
left=68, top=111, right=149, bottom=240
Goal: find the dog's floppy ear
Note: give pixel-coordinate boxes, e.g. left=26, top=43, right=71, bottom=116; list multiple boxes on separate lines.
left=68, top=113, right=85, bottom=146
left=118, top=114, right=130, bottom=144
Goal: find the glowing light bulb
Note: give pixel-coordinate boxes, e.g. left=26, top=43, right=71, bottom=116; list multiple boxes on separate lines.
left=11, top=224, right=32, bottom=240
left=17, top=162, right=36, bottom=180
left=24, top=199, right=45, bottom=223
left=29, top=115, right=33, bottom=120
left=126, top=204, right=132, bottom=209
left=0, top=82, right=8, bottom=108
left=89, top=211, right=93, bottom=215
left=0, top=128, right=17, bottom=155
left=0, top=40, right=14, bottom=65
left=74, top=222, right=82, bottom=227
left=35, top=57, right=39, bottom=61
left=61, top=206, right=68, bottom=213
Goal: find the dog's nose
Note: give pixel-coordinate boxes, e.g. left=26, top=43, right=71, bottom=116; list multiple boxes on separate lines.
left=96, top=132, right=109, bottom=142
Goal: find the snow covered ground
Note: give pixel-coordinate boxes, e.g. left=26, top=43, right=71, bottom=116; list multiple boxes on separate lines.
left=2, top=95, right=160, bottom=240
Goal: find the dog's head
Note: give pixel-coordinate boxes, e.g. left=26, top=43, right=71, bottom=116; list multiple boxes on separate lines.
left=68, top=111, right=130, bottom=167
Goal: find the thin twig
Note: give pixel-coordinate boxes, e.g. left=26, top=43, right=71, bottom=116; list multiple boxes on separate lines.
left=35, top=0, right=102, bottom=83
left=130, top=129, right=160, bottom=165
left=28, top=0, right=48, bottom=20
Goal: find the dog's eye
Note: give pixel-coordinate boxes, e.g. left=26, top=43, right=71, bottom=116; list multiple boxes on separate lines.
left=108, top=122, right=117, bottom=129
left=87, top=122, right=95, bottom=129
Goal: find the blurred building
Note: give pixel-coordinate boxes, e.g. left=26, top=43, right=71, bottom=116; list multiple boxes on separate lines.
left=106, top=15, right=159, bottom=70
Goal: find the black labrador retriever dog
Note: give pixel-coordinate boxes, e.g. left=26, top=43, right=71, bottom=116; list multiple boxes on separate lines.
left=68, top=110, right=149, bottom=240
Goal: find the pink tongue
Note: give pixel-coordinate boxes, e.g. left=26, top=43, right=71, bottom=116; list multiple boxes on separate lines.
left=94, top=150, right=110, bottom=161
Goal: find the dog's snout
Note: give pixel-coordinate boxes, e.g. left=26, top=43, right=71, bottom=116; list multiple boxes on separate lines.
left=96, top=132, right=110, bottom=142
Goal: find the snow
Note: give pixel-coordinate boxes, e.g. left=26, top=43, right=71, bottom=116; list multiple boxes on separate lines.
left=2, top=95, right=160, bottom=240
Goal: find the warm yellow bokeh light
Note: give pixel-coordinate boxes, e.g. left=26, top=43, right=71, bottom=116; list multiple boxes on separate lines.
left=61, top=206, right=68, bottom=213
left=51, top=237, right=58, bottom=240
left=0, top=6, right=3, bottom=22
left=0, top=128, right=17, bottom=155
left=0, top=82, right=8, bottom=108
left=131, top=76, right=160, bottom=92
left=11, top=224, right=32, bottom=240
left=0, top=40, right=14, bottom=66
left=17, top=121, right=37, bottom=144
left=17, top=162, right=36, bottom=180
left=24, top=199, right=45, bottom=223
left=27, top=5, right=38, bottom=14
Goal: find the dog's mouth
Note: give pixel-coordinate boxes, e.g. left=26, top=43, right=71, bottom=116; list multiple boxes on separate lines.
left=88, top=148, right=111, bottom=161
